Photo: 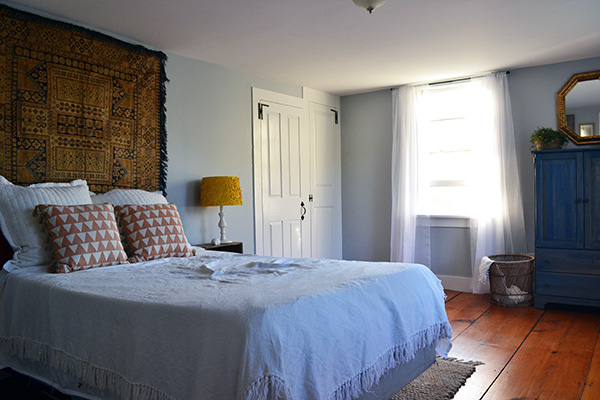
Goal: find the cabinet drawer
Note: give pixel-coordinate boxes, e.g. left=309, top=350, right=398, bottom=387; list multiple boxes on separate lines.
left=536, top=271, right=600, bottom=300
left=535, top=248, right=600, bottom=275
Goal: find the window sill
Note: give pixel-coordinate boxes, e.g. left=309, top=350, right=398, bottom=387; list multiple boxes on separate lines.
left=418, top=215, right=470, bottom=228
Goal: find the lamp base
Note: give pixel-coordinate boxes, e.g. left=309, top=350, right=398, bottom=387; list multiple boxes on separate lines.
left=218, top=206, right=231, bottom=244
left=211, top=238, right=232, bottom=245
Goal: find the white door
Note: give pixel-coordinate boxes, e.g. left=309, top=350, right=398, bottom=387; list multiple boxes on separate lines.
left=310, top=101, right=342, bottom=259
left=253, top=89, right=311, bottom=257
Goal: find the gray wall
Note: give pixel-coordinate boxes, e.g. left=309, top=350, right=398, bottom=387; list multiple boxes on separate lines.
left=341, top=56, right=600, bottom=279
left=165, top=54, right=302, bottom=249
left=341, top=90, right=393, bottom=262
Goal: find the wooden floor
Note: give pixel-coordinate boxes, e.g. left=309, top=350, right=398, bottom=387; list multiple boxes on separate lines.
left=445, top=290, right=600, bottom=400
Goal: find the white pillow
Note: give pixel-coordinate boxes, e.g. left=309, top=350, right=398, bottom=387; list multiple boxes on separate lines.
left=91, top=189, right=168, bottom=206
left=0, top=176, right=88, bottom=188
left=0, top=178, right=93, bottom=271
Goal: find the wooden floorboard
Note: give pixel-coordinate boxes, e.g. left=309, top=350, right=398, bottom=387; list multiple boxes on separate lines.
left=444, top=289, right=462, bottom=302
left=484, top=309, right=600, bottom=400
left=444, top=292, right=491, bottom=339
left=583, top=328, right=600, bottom=400
left=450, top=302, right=544, bottom=400
left=445, top=292, right=600, bottom=400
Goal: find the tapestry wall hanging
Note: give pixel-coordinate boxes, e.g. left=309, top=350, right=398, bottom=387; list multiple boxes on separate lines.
left=0, top=5, right=168, bottom=193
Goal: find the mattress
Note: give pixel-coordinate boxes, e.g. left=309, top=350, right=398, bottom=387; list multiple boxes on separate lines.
left=0, top=250, right=452, bottom=399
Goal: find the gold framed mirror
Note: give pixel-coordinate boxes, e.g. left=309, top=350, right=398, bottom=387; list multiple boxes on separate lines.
left=557, top=70, right=600, bottom=144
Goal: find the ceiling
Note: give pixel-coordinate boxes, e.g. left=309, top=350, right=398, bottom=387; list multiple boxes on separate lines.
left=4, top=0, right=600, bottom=96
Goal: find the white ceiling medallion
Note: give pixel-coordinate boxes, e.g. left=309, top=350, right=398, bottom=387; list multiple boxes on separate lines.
left=352, top=0, right=388, bottom=14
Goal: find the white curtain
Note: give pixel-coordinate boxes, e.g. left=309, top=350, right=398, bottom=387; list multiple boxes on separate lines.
left=390, top=73, right=526, bottom=293
left=469, top=73, right=527, bottom=293
left=390, top=86, right=431, bottom=266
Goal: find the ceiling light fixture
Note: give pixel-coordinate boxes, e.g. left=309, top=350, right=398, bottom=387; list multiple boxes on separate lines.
left=352, top=0, right=388, bottom=13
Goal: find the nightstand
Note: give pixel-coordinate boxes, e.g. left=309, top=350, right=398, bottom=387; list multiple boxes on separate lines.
left=197, top=242, right=243, bottom=254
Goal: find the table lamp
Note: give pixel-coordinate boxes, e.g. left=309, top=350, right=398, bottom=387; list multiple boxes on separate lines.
left=200, top=176, right=243, bottom=243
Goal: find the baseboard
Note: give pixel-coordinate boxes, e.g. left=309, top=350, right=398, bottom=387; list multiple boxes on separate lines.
left=437, top=275, right=472, bottom=292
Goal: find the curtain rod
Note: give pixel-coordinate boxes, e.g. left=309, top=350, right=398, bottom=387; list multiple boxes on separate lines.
left=429, top=71, right=510, bottom=86
left=390, top=71, right=511, bottom=90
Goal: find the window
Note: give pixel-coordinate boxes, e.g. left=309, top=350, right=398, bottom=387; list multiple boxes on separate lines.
left=415, top=79, right=496, bottom=217
left=391, top=72, right=527, bottom=289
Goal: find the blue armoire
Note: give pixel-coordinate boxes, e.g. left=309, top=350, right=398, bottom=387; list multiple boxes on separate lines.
left=534, top=148, right=600, bottom=309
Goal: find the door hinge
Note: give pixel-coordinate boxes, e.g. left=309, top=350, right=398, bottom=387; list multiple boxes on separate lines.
left=258, top=103, right=269, bottom=120
left=331, top=109, right=338, bottom=124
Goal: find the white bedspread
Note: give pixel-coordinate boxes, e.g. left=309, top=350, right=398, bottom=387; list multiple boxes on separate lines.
left=0, top=251, right=452, bottom=400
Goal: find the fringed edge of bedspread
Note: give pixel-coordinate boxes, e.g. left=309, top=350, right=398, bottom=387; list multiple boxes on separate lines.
left=245, top=373, right=293, bottom=400
left=330, top=320, right=453, bottom=400
left=0, top=337, right=173, bottom=400
left=243, top=320, right=452, bottom=400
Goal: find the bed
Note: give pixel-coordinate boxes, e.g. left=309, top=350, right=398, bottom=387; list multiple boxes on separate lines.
left=0, top=180, right=452, bottom=400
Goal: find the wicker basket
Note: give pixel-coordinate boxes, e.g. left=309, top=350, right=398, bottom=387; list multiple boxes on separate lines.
left=488, top=254, right=534, bottom=307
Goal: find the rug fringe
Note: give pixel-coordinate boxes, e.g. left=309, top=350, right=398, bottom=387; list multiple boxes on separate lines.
left=442, top=357, right=484, bottom=367
left=391, top=356, right=482, bottom=400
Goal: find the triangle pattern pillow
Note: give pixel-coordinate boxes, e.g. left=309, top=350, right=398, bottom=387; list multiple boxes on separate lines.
left=115, top=203, right=194, bottom=262
left=36, top=203, right=129, bottom=273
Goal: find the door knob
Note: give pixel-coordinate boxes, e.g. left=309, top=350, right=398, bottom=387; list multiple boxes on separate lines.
left=300, top=202, right=307, bottom=221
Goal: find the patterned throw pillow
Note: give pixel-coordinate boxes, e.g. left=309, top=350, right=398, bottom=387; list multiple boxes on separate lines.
left=36, top=203, right=129, bottom=273
left=114, top=203, right=194, bottom=262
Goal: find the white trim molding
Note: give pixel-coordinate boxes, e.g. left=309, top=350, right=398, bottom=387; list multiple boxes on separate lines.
left=437, top=274, right=472, bottom=293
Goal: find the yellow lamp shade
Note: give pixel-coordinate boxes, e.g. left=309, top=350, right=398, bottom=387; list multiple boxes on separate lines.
left=200, top=176, right=243, bottom=207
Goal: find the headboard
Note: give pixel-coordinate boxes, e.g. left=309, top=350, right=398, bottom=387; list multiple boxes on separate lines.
left=0, top=4, right=168, bottom=194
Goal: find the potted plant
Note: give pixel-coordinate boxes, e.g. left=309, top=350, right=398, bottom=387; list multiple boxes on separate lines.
left=530, top=127, right=568, bottom=150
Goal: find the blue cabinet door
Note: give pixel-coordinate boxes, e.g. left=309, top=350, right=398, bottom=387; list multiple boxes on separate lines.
left=585, top=151, right=600, bottom=249
left=535, top=152, right=583, bottom=249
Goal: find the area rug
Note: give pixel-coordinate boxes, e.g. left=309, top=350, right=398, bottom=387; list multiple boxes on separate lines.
left=391, top=357, right=483, bottom=400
